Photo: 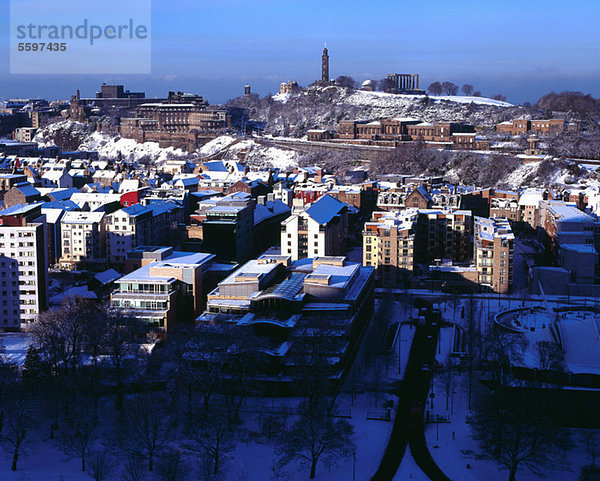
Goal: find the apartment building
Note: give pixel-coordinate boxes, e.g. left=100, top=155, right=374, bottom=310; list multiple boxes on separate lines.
left=539, top=200, right=600, bottom=284
left=59, top=211, right=106, bottom=269
left=0, top=204, right=48, bottom=329
left=200, top=192, right=254, bottom=263
left=490, top=197, right=520, bottom=224
left=281, top=194, right=348, bottom=261
left=105, top=205, right=153, bottom=266
left=363, top=209, right=418, bottom=286
left=417, top=209, right=473, bottom=263
left=518, top=188, right=547, bottom=229
left=363, top=207, right=472, bottom=286
left=474, top=217, right=514, bottom=293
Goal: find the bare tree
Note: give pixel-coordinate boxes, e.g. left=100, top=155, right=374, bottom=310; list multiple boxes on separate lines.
left=31, top=297, right=98, bottom=382
left=186, top=406, right=234, bottom=478
left=59, top=406, right=96, bottom=471
left=583, top=431, right=600, bottom=466
left=469, top=386, right=572, bottom=481
left=119, top=395, right=169, bottom=471
left=335, top=76, right=357, bottom=89
left=87, top=449, right=114, bottom=481
left=536, top=341, right=564, bottom=372
left=120, top=454, right=145, bottom=481
left=462, top=84, right=474, bottom=96
left=157, top=448, right=188, bottom=481
left=103, top=309, right=143, bottom=410
left=278, top=399, right=355, bottom=479
left=427, top=81, right=442, bottom=96
left=442, top=81, right=459, bottom=95
left=579, top=464, right=600, bottom=481
left=269, top=459, right=291, bottom=481
left=473, top=91, right=482, bottom=97
left=0, top=398, right=29, bottom=471
left=493, top=94, right=508, bottom=102
left=378, top=78, right=396, bottom=93
left=481, top=327, right=528, bottom=386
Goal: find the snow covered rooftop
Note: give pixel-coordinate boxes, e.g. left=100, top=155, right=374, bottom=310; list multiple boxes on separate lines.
left=94, top=268, right=122, bottom=286
left=62, top=211, right=105, bottom=224
left=549, top=202, right=594, bottom=223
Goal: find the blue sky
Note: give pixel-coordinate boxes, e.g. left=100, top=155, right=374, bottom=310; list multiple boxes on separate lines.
left=0, top=0, right=599, bottom=104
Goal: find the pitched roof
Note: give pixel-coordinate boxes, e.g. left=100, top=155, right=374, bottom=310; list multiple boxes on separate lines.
left=305, top=194, right=346, bottom=225
left=13, top=183, right=40, bottom=198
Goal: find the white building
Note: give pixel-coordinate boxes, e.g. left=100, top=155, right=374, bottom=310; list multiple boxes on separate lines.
left=59, top=211, right=106, bottom=269
left=70, top=192, right=121, bottom=212
left=105, top=205, right=153, bottom=265
left=0, top=204, right=48, bottom=329
left=281, top=194, right=348, bottom=261
left=41, top=169, right=73, bottom=189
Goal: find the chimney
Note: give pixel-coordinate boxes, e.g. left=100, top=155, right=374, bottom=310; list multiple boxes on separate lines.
left=257, top=195, right=266, bottom=205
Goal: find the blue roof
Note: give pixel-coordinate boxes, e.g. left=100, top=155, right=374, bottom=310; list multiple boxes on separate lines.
left=203, top=161, right=228, bottom=172
left=47, top=188, right=79, bottom=201
left=122, top=204, right=151, bottom=216
left=305, top=195, right=346, bottom=225
left=14, top=183, right=40, bottom=198
left=0, top=203, right=41, bottom=216
left=42, top=200, right=79, bottom=210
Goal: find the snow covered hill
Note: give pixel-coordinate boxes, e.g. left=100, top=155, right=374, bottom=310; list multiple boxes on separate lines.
left=200, top=135, right=299, bottom=170
left=35, top=121, right=193, bottom=164
left=227, top=84, right=521, bottom=137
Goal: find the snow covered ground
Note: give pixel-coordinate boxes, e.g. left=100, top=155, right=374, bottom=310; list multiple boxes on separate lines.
left=35, top=121, right=191, bottom=164
left=0, top=392, right=394, bottom=481
left=346, top=90, right=513, bottom=109
left=200, top=135, right=300, bottom=170
left=79, top=131, right=190, bottom=164
left=198, top=135, right=238, bottom=156
left=1, top=332, right=32, bottom=366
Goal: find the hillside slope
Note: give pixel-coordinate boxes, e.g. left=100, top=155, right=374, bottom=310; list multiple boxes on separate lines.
left=227, top=85, right=525, bottom=137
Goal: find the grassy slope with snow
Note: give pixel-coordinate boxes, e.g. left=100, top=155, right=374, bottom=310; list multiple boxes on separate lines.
left=344, top=90, right=513, bottom=109
left=201, top=135, right=299, bottom=170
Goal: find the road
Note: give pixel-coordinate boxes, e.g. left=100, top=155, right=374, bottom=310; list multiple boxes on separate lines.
left=371, top=309, right=452, bottom=481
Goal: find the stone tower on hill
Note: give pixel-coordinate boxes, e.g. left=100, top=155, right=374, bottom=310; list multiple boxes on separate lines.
left=322, top=45, right=329, bottom=83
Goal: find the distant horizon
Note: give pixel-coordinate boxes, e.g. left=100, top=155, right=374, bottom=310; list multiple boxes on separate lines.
left=1, top=70, right=598, bottom=107
left=1, top=0, right=599, bottom=105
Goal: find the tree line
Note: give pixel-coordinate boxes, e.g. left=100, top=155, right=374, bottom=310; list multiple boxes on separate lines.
left=0, top=297, right=356, bottom=480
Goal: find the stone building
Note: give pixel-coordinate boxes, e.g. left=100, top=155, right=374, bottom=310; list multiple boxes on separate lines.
left=120, top=91, right=230, bottom=150
left=496, top=118, right=566, bottom=136
left=279, top=81, right=300, bottom=95
left=387, top=73, right=420, bottom=91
